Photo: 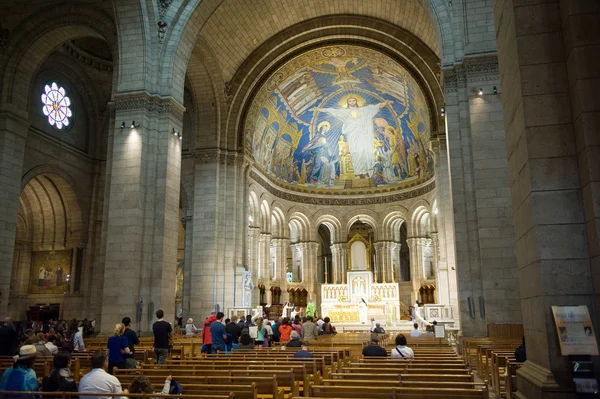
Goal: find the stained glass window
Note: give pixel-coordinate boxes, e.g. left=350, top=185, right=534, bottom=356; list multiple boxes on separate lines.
left=41, top=82, right=72, bottom=129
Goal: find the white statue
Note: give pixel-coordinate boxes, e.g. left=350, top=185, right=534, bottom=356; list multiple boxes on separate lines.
left=358, top=298, right=368, bottom=324
left=413, top=300, right=431, bottom=329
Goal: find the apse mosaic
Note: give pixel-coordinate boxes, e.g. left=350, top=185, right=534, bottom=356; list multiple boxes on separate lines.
left=244, top=45, right=433, bottom=193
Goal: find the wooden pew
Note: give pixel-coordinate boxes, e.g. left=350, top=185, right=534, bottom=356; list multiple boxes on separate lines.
left=306, top=383, right=489, bottom=399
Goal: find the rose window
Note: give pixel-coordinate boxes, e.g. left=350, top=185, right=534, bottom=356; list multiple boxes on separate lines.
left=41, top=82, right=72, bottom=129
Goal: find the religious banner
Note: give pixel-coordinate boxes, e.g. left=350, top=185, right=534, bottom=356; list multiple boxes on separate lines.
left=29, top=250, right=72, bottom=295
left=551, top=305, right=599, bottom=356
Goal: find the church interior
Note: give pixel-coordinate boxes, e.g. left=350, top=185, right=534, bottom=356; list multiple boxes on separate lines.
left=0, top=0, right=599, bottom=397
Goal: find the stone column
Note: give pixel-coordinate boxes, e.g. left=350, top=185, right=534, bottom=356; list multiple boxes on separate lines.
left=306, top=242, right=319, bottom=301
left=390, top=242, right=401, bottom=283
left=330, top=243, right=347, bottom=284
left=494, top=1, right=600, bottom=396
left=290, top=243, right=302, bottom=283
left=257, top=233, right=272, bottom=283
left=100, top=94, right=183, bottom=334
left=182, top=214, right=193, bottom=319
left=190, top=150, right=246, bottom=319
left=270, top=238, right=288, bottom=283
left=406, top=238, right=421, bottom=303
left=0, top=107, right=29, bottom=319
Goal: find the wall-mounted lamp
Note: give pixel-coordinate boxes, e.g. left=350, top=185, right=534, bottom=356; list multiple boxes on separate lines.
left=493, top=86, right=498, bottom=94
left=172, top=128, right=182, bottom=140
left=478, top=88, right=483, bottom=96
left=120, top=122, right=126, bottom=129
left=440, top=107, right=445, bottom=117
left=130, top=121, right=140, bottom=128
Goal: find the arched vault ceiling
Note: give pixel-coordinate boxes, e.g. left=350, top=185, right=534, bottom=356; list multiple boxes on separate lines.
left=194, top=0, right=440, bottom=82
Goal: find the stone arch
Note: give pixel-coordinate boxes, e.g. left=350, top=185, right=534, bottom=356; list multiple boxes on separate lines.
left=185, top=37, right=225, bottom=150
left=410, top=202, right=432, bottom=237
left=382, top=209, right=410, bottom=241
left=345, top=212, right=380, bottom=241
left=314, top=213, right=344, bottom=245
left=248, top=190, right=260, bottom=227
left=227, top=16, right=445, bottom=151
left=288, top=211, right=312, bottom=243
left=1, top=2, right=118, bottom=111
left=17, top=173, right=83, bottom=250
left=259, top=199, right=271, bottom=233
left=161, top=0, right=444, bottom=106
left=271, top=207, right=287, bottom=239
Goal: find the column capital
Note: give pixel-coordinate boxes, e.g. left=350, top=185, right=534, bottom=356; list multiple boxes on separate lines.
left=114, top=92, right=185, bottom=123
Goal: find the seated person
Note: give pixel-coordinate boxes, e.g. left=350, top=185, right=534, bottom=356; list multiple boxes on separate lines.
left=78, top=350, right=126, bottom=398
left=373, top=323, right=385, bottom=334
left=237, top=332, right=254, bottom=349
left=514, top=336, right=526, bottom=362
left=362, top=333, right=388, bottom=357
left=42, top=351, right=77, bottom=393
left=287, top=331, right=302, bottom=347
left=128, top=374, right=172, bottom=397
left=409, top=323, right=421, bottom=337
left=423, top=325, right=435, bottom=337
left=293, top=342, right=314, bottom=359
left=0, top=345, right=38, bottom=392
left=322, top=317, right=337, bottom=335
left=391, top=334, right=414, bottom=360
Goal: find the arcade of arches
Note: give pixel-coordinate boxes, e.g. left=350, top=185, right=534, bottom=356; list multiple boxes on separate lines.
left=1, top=1, right=599, bottom=397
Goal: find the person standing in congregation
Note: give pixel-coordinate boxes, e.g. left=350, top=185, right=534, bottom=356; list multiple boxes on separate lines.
left=0, top=318, right=19, bottom=356
left=152, top=309, right=172, bottom=364
left=209, top=312, right=227, bottom=354
left=302, top=316, right=319, bottom=341
left=201, top=313, right=217, bottom=354
left=226, top=315, right=242, bottom=345
left=121, top=317, right=139, bottom=369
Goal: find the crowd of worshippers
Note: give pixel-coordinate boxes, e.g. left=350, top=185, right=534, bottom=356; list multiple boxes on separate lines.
left=0, top=318, right=88, bottom=358
left=188, top=311, right=337, bottom=355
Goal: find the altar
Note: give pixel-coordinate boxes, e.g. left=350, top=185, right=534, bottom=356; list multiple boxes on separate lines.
left=321, top=271, right=401, bottom=325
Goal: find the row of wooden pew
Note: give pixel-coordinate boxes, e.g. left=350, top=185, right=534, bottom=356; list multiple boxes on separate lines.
left=460, top=337, right=523, bottom=398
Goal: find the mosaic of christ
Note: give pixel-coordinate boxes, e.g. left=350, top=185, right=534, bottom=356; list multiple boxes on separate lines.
left=244, top=45, right=433, bottom=193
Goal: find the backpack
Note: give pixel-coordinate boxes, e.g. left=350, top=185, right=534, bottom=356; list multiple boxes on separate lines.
left=62, top=333, right=74, bottom=352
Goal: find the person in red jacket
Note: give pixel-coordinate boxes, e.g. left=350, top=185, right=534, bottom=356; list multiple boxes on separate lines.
left=201, top=314, right=217, bottom=354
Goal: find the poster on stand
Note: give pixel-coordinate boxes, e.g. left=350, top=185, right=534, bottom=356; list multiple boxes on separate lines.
left=551, top=305, right=598, bottom=356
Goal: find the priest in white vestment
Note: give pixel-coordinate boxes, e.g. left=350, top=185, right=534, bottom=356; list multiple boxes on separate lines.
left=313, top=97, right=392, bottom=177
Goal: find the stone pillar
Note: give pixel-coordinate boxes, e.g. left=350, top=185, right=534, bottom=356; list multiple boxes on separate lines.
left=406, top=238, right=421, bottom=302
left=374, top=241, right=393, bottom=283
left=100, top=95, right=183, bottom=334
left=182, top=214, right=193, bottom=319
left=270, top=238, right=288, bottom=283
left=431, top=137, right=460, bottom=322
left=290, top=243, right=302, bottom=283
left=391, top=242, right=401, bottom=283
left=257, top=233, right=272, bottom=283
left=306, top=242, right=319, bottom=301
left=247, top=227, right=260, bottom=270
left=0, top=107, right=29, bottom=319
left=190, top=150, right=245, bottom=319
left=330, top=243, right=346, bottom=284
left=494, top=0, right=600, bottom=396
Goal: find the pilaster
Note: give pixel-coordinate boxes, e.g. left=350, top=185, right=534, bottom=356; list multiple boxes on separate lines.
left=100, top=93, right=183, bottom=334
left=0, top=106, right=29, bottom=319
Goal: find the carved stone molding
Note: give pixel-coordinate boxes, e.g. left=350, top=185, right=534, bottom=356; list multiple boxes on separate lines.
left=0, top=26, right=9, bottom=51
left=195, top=149, right=243, bottom=166
left=61, top=42, right=113, bottom=72
left=158, top=0, right=173, bottom=17
left=249, top=169, right=435, bottom=206
left=114, top=93, right=185, bottom=122
left=443, top=55, right=499, bottom=92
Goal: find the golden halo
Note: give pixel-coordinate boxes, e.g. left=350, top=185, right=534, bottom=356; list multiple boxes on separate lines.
left=317, top=121, right=331, bottom=132
left=338, top=93, right=366, bottom=108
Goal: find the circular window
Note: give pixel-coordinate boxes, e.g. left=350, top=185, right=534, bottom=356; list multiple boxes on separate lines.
left=41, top=82, right=72, bottom=129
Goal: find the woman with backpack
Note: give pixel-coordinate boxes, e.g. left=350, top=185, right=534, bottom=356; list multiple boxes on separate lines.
left=107, top=323, right=131, bottom=374
left=42, top=350, right=78, bottom=394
